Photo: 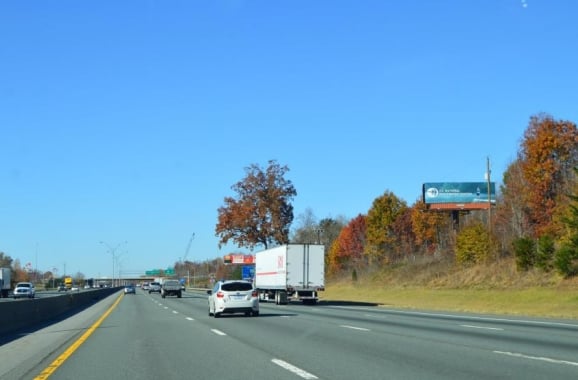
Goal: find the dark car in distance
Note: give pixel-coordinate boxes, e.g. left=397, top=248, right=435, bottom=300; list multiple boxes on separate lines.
left=124, top=285, right=136, bottom=294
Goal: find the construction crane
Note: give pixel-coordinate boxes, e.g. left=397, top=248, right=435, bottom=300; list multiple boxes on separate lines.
left=181, top=233, right=195, bottom=287
left=182, top=233, right=195, bottom=263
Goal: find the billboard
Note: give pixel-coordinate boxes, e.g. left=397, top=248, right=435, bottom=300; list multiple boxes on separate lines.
left=223, top=254, right=255, bottom=264
left=423, top=182, right=496, bottom=210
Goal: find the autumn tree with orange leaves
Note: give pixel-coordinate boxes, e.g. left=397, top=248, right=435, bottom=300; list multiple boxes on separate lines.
left=496, top=160, right=532, bottom=238
left=494, top=159, right=534, bottom=258
left=216, top=160, right=296, bottom=250
left=518, top=114, right=578, bottom=237
left=494, top=114, right=578, bottom=276
left=390, top=207, right=416, bottom=261
left=327, top=214, right=366, bottom=275
left=365, top=191, right=408, bottom=265
left=410, top=200, right=448, bottom=255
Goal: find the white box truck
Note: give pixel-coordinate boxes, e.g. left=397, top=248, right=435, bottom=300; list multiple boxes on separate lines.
left=0, top=267, right=11, bottom=298
left=254, top=244, right=324, bottom=305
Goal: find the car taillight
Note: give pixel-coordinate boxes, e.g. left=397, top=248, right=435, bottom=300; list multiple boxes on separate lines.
left=216, top=291, right=224, bottom=298
left=251, top=290, right=258, bottom=297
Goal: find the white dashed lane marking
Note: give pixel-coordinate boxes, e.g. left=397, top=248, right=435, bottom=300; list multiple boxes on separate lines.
left=461, top=324, right=504, bottom=331
left=494, top=351, right=578, bottom=367
left=340, top=325, right=370, bottom=332
left=211, top=329, right=227, bottom=336
left=272, top=359, right=318, bottom=379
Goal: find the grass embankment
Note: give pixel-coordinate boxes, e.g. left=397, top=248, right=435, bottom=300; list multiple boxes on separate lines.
left=322, top=258, right=578, bottom=320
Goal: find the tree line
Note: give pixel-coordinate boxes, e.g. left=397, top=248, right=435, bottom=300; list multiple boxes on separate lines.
left=215, top=113, right=578, bottom=279
left=0, top=253, right=86, bottom=288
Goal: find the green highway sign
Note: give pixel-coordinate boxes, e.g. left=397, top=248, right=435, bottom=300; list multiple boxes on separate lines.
left=145, top=268, right=174, bottom=276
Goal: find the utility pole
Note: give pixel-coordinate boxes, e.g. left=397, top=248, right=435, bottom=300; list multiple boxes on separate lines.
left=486, top=156, right=492, bottom=233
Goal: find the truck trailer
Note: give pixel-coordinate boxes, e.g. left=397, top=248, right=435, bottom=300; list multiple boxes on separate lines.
left=254, top=244, right=324, bottom=305
left=0, top=267, right=11, bottom=298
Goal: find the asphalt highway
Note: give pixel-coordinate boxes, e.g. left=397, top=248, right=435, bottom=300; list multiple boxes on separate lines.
left=1, top=289, right=577, bottom=380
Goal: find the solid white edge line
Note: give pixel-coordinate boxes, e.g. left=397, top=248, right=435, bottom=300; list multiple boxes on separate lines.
left=272, top=359, right=318, bottom=379
left=494, top=351, right=578, bottom=366
left=376, top=309, right=578, bottom=328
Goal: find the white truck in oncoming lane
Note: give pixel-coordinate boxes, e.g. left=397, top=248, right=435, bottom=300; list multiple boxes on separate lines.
left=254, top=244, right=325, bottom=305
left=0, top=267, right=11, bottom=298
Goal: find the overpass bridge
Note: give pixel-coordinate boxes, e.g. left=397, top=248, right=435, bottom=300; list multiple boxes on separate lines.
left=92, top=275, right=213, bottom=288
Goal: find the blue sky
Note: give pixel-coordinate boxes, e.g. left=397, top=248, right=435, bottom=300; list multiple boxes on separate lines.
left=1, top=1, right=577, bottom=279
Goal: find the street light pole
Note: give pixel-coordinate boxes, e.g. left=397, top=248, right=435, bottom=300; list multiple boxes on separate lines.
left=100, top=241, right=127, bottom=288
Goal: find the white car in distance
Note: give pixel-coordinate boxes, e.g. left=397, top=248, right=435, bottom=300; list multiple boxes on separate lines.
left=13, top=282, right=36, bottom=299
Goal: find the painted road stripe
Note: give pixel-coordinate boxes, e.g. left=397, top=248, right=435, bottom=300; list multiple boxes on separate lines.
left=340, top=325, right=370, bottom=331
left=364, top=313, right=383, bottom=318
left=186, top=317, right=195, bottom=321
left=494, top=351, right=578, bottom=367
left=211, top=329, right=227, bottom=336
left=461, top=324, right=504, bottom=331
left=172, top=310, right=179, bottom=314
left=381, top=309, right=578, bottom=329
left=272, top=359, right=318, bottom=379
left=34, top=293, right=125, bottom=379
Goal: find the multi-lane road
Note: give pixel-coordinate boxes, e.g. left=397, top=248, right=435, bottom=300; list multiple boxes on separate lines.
left=1, top=289, right=577, bottom=380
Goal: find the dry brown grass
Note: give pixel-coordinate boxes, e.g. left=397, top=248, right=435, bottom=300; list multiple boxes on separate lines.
left=323, top=258, right=578, bottom=319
